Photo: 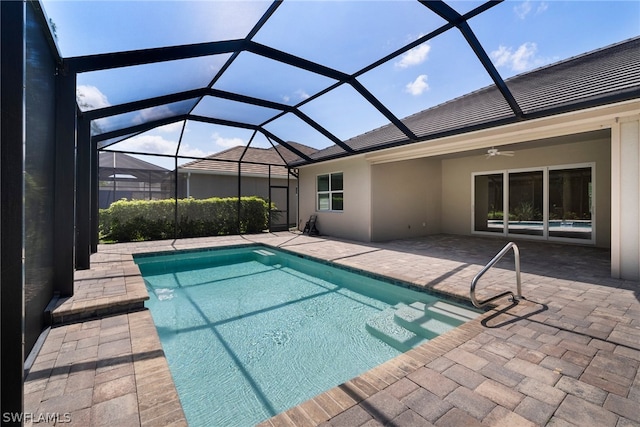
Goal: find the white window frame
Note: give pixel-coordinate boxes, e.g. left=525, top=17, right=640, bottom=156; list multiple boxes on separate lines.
left=316, top=172, right=344, bottom=212
left=471, top=162, right=595, bottom=244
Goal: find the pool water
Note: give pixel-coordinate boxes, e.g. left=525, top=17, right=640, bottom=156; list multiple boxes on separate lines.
left=135, top=246, right=480, bottom=426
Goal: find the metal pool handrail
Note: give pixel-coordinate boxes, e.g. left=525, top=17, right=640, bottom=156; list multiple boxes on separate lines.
left=470, top=242, right=523, bottom=308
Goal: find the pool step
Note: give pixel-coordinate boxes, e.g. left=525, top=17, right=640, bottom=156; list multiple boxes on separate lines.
left=394, top=301, right=480, bottom=339
left=366, top=301, right=480, bottom=352
left=365, top=306, right=427, bottom=353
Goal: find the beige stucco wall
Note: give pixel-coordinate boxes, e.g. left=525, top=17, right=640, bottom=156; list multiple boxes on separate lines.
left=178, top=173, right=298, bottom=222
left=298, top=156, right=371, bottom=241
left=297, top=101, right=638, bottom=277
left=299, top=135, right=611, bottom=246
left=370, top=158, right=441, bottom=241
left=441, top=135, right=612, bottom=247
left=611, top=117, right=640, bottom=279
left=183, top=174, right=269, bottom=199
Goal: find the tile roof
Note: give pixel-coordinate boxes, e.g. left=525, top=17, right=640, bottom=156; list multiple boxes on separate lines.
left=301, top=37, right=640, bottom=164
left=99, top=152, right=169, bottom=171
left=178, top=142, right=317, bottom=177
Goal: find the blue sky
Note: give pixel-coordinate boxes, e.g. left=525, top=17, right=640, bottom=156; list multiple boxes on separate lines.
left=43, top=0, right=640, bottom=169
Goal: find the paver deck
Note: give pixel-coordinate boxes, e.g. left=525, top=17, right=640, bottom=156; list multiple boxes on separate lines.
left=24, top=233, right=640, bottom=426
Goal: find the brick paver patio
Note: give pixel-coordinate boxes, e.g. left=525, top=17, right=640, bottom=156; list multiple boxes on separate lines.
left=24, top=233, right=640, bottom=426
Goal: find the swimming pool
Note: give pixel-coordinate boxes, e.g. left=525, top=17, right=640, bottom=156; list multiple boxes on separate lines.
left=135, top=245, right=481, bottom=426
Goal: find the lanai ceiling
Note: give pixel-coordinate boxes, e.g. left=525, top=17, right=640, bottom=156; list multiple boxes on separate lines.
left=39, top=0, right=640, bottom=166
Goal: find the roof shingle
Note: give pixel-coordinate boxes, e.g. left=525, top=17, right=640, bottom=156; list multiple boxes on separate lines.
left=301, top=37, right=640, bottom=164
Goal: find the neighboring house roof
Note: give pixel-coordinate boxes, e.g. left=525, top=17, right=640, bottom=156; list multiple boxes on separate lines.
left=178, top=142, right=317, bottom=178
left=99, top=152, right=168, bottom=171
left=299, top=37, right=640, bottom=165
left=99, top=152, right=169, bottom=181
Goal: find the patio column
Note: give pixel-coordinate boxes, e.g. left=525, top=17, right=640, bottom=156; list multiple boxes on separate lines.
left=611, top=116, right=640, bottom=281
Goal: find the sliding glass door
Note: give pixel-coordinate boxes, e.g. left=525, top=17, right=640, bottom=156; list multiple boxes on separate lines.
left=508, top=170, right=544, bottom=236
left=473, top=173, right=504, bottom=233
left=548, top=167, right=592, bottom=240
left=472, top=164, right=594, bottom=243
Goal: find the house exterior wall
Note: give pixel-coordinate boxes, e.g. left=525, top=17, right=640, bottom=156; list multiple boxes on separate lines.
left=184, top=174, right=269, bottom=199
left=441, top=136, right=611, bottom=247
left=298, top=156, right=371, bottom=241
left=371, top=158, right=441, bottom=241
left=611, top=116, right=640, bottom=280
left=178, top=173, right=298, bottom=224
left=300, top=136, right=612, bottom=247
left=298, top=102, right=638, bottom=279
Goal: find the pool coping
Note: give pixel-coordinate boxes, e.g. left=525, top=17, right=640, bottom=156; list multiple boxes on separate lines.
left=136, top=242, right=494, bottom=426
left=24, top=233, right=640, bottom=427
left=51, top=253, right=148, bottom=325
left=257, top=311, right=492, bottom=426
left=30, top=235, right=493, bottom=426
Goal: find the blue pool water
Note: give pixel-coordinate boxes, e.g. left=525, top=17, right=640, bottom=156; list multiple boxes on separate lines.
left=135, top=245, right=480, bottom=426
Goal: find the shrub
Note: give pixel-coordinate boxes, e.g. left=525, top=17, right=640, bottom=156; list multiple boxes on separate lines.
left=99, top=197, right=270, bottom=242
left=512, top=201, right=541, bottom=222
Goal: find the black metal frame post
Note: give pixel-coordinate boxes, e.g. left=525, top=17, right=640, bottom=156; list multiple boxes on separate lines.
left=174, top=156, right=179, bottom=238
left=76, top=115, right=91, bottom=269
left=90, top=135, right=99, bottom=253
left=1, top=0, right=26, bottom=420
left=286, top=170, right=291, bottom=229
left=237, top=161, right=242, bottom=234
left=268, top=165, right=272, bottom=231
left=53, top=71, right=77, bottom=296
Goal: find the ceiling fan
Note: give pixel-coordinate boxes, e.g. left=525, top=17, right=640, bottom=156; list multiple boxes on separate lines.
left=486, top=147, right=515, bottom=158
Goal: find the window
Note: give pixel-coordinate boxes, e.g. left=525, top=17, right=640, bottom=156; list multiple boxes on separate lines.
left=317, top=172, right=343, bottom=211
left=473, top=164, right=594, bottom=242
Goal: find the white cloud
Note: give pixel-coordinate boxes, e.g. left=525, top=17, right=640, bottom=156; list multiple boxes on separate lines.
left=514, top=1, right=532, bottom=19
left=514, top=1, right=548, bottom=19
left=536, top=2, right=549, bottom=14
left=117, top=134, right=208, bottom=159
left=211, top=132, right=245, bottom=149
left=294, top=89, right=310, bottom=100
left=117, top=134, right=179, bottom=155
left=180, top=145, right=209, bottom=158
left=156, top=122, right=184, bottom=133
left=395, top=43, right=431, bottom=69
left=132, top=105, right=174, bottom=125
left=405, top=74, right=429, bottom=96
left=282, top=89, right=310, bottom=103
left=490, top=42, right=539, bottom=72
left=76, top=85, right=110, bottom=109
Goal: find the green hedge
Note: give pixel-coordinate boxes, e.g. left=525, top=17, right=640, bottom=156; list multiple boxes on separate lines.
left=99, top=197, right=270, bottom=242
